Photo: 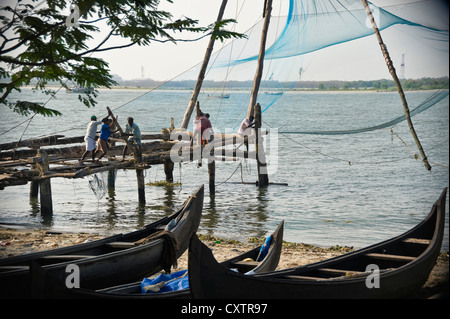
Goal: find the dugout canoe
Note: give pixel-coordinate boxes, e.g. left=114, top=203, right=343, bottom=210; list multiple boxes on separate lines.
left=68, top=220, right=284, bottom=299
left=188, top=187, right=447, bottom=299
left=0, top=185, right=204, bottom=299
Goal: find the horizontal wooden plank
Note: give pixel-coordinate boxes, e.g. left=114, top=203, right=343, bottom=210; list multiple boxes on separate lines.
left=284, top=275, right=326, bottom=281
left=39, top=255, right=93, bottom=260
left=403, top=238, right=431, bottom=245
left=365, top=253, right=416, bottom=263
left=105, top=242, right=136, bottom=249
left=231, top=260, right=260, bottom=267
left=318, top=268, right=365, bottom=276
left=0, top=265, right=30, bottom=271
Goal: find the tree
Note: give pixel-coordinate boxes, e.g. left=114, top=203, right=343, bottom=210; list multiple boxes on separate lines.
left=0, top=0, right=245, bottom=116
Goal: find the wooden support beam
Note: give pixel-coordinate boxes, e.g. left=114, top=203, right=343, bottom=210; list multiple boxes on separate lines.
left=29, top=163, right=39, bottom=199
left=254, top=103, right=269, bottom=187
left=162, top=126, right=174, bottom=181
left=208, top=160, right=215, bottom=195
left=361, top=0, right=431, bottom=171
left=107, top=169, right=116, bottom=189
left=181, top=0, right=229, bottom=129
left=136, top=169, right=146, bottom=205
left=247, top=0, right=273, bottom=118
left=36, top=150, right=53, bottom=215
left=163, top=159, right=174, bottom=182
left=0, top=135, right=65, bottom=151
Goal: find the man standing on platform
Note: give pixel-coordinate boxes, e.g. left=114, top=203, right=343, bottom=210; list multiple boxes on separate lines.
left=94, top=117, right=117, bottom=163
left=80, top=115, right=102, bottom=162
left=122, top=117, right=142, bottom=161
left=237, top=115, right=255, bottom=151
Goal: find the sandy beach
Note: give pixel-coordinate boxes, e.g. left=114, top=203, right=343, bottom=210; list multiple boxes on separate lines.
left=0, top=228, right=448, bottom=298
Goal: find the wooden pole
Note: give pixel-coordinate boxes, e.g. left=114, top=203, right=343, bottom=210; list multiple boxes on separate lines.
left=29, top=163, right=39, bottom=199
left=361, top=0, right=431, bottom=170
left=247, top=0, right=273, bottom=118
left=208, top=160, right=216, bottom=195
left=136, top=169, right=145, bottom=205
left=162, top=119, right=175, bottom=181
left=254, top=103, right=269, bottom=187
left=107, top=169, right=116, bottom=189
left=36, top=150, right=53, bottom=215
left=180, top=0, right=228, bottom=129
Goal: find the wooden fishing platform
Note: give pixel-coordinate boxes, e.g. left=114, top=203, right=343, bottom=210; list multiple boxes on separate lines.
left=1, top=0, right=277, bottom=216
left=0, top=106, right=262, bottom=215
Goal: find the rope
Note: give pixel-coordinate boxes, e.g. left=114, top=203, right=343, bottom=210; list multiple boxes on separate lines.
left=216, top=160, right=244, bottom=187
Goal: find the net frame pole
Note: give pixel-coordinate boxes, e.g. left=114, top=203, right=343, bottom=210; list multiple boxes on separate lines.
left=362, top=0, right=431, bottom=170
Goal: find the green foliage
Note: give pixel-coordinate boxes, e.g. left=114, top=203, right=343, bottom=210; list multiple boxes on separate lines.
left=0, top=0, right=244, bottom=117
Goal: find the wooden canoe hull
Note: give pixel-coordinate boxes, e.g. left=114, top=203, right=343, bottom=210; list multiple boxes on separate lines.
left=66, top=221, right=284, bottom=299
left=0, top=185, right=204, bottom=298
left=188, top=188, right=447, bottom=299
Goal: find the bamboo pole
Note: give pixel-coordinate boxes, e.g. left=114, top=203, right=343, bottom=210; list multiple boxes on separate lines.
left=180, top=0, right=229, bottom=129
left=247, top=0, right=273, bottom=118
left=361, top=0, right=431, bottom=170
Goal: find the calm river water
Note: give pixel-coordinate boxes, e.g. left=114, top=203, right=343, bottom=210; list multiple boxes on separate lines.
left=0, top=88, right=448, bottom=250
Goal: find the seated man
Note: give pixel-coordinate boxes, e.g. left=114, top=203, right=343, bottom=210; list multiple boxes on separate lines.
left=237, top=115, right=255, bottom=151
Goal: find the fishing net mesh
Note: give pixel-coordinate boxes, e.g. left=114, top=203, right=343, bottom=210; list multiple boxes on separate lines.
left=155, top=0, right=448, bottom=135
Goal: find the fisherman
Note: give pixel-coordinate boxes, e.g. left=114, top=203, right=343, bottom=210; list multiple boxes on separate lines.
left=192, top=102, right=214, bottom=146
left=237, top=115, right=255, bottom=151
left=122, top=117, right=142, bottom=161
left=201, top=113, right=214, bottom=144
left=94, top=117, right=118, bottom=163
left=80, top=115, right=102, bottom=162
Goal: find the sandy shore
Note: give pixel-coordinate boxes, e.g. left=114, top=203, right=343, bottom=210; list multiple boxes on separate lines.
left=1, top=228, right=448, bottom=298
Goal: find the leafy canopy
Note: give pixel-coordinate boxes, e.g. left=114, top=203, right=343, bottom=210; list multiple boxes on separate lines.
left=0, top=0, right=246, bottom=116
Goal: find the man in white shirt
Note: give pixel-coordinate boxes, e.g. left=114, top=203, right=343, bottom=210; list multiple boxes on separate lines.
left=80, top=115, right=102, bottom=162
left=237, top=115, right=255, bottom=151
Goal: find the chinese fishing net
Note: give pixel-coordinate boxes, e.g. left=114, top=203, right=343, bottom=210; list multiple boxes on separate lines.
left=151, top=0, right=448, bottom=135
left=89, top=172, right=108, bottom=201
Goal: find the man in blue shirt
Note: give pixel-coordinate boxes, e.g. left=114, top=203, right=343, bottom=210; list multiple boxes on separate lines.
left=94, top=117, right=118, bottom=163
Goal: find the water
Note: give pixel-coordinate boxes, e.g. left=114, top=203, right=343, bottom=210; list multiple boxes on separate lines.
left=1, top=88, right=448, bottom=250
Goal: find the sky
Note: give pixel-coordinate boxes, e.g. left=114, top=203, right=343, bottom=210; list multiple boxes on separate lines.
left=1, top=0, right=448, bottom=82
left=94, top=0, right=449, bottom=82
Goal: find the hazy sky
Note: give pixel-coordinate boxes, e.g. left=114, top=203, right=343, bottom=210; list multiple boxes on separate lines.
left=1, top=0, right=448, bottom=82
left=94, top=0, right=448, bottom=82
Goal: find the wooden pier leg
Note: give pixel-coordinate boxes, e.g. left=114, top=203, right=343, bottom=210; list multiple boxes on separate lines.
left=164, top=159, right=174, bottom=182
left=107, top=169, right=116, bottom=189
left=30, top=164, right=39, bottom=199
left=39, top=178, right=53, bottom=215
left=254, top=103, right=269, bottom=187
left=36, top=151, right=53, bottom=215
left=136, top=169, right=146, bottom=205
left=208, top=160, right=215, bottom=195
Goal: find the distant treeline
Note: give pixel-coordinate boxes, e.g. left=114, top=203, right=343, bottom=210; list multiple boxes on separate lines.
left=116, top=76, right=449, bottom=91
left=9, top=76, right=448, bottom=91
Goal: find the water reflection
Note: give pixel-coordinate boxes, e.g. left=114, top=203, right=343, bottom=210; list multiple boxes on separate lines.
left=201, top=194, right=219, bottom=235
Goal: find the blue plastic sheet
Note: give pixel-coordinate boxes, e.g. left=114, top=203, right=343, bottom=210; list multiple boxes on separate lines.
left=141, top=269, right=189, bottom=294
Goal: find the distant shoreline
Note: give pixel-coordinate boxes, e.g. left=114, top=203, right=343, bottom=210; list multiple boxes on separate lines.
left=88, top=86, right=448, bottom=93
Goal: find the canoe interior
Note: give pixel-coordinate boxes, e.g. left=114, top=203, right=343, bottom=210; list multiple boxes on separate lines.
left=188, top=187, right=447, bottom=299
